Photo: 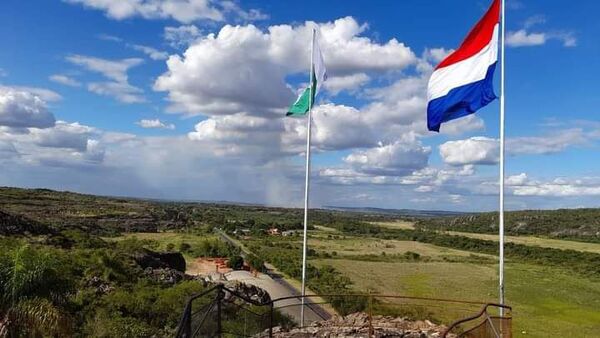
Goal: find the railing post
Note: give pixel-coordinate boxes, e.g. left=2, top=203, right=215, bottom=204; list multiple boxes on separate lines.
left=183, top=302, right=192, bottom=338
left=368, top=293, right=374, bottom=338
left=216, top=285, right=223, bottom=338
left=269, top=302, right=274, bottom=338
left=485, top=312, right=501, bottom=338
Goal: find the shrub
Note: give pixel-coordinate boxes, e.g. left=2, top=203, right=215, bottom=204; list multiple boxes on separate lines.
left=0, top=245, right=75, bottom=337
left=178, top=242, right=191, bottom=253
left=228, top=255, right=244, bottom=270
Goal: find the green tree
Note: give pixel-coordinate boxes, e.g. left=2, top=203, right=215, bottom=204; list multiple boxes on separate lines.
left=247, top=254, right=265, bottom=272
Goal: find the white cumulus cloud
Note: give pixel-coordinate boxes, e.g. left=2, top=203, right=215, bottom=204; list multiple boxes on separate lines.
left=0, top=88, right=56, bottom=129
left=513, top=182, right=600, bottom=197
left=154, top=17, right=416, bottom=116
left=324, top=73, right=370, bottom=95
left=344, top=138, right=431, bottom=176
left=439, top=137, right=499, bottom=166
left=5, top=86, right=62, bottom=102
left=506, top=29, right=547, bottom=47
left=29, top=121, right=95, bottom=151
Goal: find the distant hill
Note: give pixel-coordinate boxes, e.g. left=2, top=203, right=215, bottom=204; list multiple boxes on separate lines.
left=0, top=186, right=170, bottom=235
left=323, top=206, right=469, bottom=218
left=0, top=187, right=402, bottom=236
left=416, top=209, right=600, bottom=243
left=4, top=186, right=600, bottom=242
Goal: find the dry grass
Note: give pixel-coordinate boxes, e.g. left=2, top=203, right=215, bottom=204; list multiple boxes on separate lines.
left=371, top=221, right=415, bottom=230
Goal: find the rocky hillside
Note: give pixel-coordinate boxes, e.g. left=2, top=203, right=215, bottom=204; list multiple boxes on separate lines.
left=0, top=209, right=52, bottom=236
left=0, top=187, right=192, bottom=235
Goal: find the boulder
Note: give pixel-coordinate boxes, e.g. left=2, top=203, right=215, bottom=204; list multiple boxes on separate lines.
left=144, top=267, right=186, bottom=285
left=133, top=248, right=186, bottom=272
left=223, top=280, right=272, bottom=304
left=85, top=276, right=114, bottom=295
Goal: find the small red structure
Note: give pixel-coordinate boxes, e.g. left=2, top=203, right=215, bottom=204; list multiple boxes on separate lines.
left=201, top=257, right=231, bottom=273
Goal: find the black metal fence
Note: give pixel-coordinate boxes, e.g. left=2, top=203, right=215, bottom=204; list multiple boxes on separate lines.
left=175, top=284, right=273, bottom=337
left=443, top=303, right=512, bottom=338
left=175, top=284, right=512, bottom=338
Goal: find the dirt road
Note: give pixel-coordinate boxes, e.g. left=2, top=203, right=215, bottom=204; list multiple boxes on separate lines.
left=212, top=230, right=334, bottom=324
left=225, top=270, right=327, bottom=324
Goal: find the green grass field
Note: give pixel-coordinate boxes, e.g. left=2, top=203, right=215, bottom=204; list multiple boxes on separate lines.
left=307, top=235, right=492, bottom=260
left=371, top=220, right=415, bottom=230
left=375, top=221, right=600, bottom=254
left=313, top=259, right=600, bottom=338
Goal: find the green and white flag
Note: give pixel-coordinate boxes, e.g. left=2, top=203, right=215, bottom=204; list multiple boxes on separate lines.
left=287, top=31, right=327, bottom=116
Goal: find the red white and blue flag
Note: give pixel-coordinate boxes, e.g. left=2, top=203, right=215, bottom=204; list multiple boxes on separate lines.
left=427, top=0, right=500, bottom=132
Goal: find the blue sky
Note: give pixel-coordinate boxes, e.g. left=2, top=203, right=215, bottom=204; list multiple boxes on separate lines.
left=0, top=0, right=598, bottom=211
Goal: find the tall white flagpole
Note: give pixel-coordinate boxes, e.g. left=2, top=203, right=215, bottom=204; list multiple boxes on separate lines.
left=300, top=28, right=316, bottom=327
left=499, top=0, right=506, bottom=314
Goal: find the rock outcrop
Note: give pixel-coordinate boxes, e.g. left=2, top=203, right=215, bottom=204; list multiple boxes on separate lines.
left=133, top=248, right=186, bottom=272
left=223, top=280, right=271, bottom=304
left=0, top=209, right=52, bottom=236
left=268, top=312, right=454, bottom=338
left=144, top=267, right=186, bottom=285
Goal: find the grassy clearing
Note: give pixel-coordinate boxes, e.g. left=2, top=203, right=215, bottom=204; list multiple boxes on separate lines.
left=444, top=231, right=600, bottom=254
left=306, top=235, right=491, bottom=260
left=375, top=220, right=600, bottom=253
left=314, top=259, right=600, bottom=338
left=371, top=220, right=415, bottom=230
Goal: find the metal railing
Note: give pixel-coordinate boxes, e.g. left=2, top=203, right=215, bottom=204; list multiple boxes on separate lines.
left=442, top=303, right=512, bottom=338
left=175, top=284, right=512, bottom=338
left=175, top=284, right=272, bottom=338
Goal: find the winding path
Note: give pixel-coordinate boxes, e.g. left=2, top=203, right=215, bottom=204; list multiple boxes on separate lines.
left=216, top=230, right=334, bottom=324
